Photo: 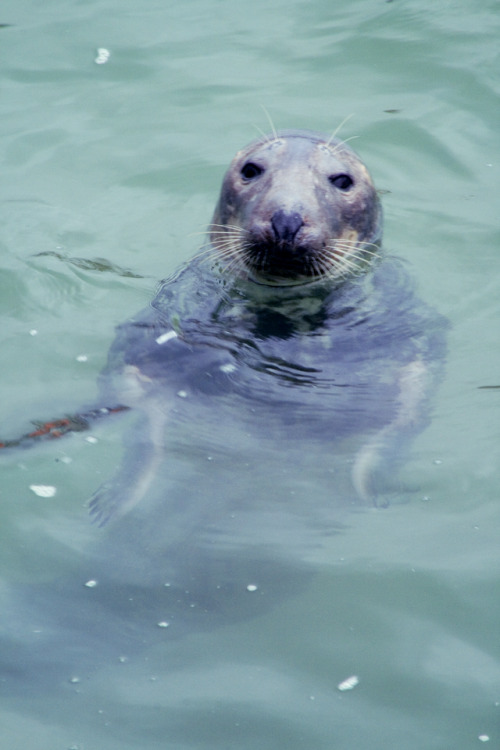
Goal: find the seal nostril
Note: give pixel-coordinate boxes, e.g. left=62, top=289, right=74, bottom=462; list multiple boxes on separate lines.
left=271, top=210, right=304, bottom=244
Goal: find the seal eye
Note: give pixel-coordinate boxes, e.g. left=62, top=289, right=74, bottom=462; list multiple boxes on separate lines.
left=241, top=162, right=264, bottom=180
left=329, top=173, right=354, bottom=191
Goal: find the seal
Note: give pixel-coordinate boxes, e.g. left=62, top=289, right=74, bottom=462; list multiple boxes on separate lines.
left=88, top=129, right=447, bottom=526
left=0, top=130, right=450, bottom=710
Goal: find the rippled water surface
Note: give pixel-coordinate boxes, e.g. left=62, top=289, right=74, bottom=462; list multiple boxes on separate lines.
left=1, top=1, right=500, bottom=748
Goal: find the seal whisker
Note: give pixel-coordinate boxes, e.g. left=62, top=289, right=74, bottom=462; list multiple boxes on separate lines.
left=325, top=114, right=354, bottom=148
left=191, top=229, right=244, bottom=240
left=220, top=246, right=252, bottom=278
left=192, top=225, right=249, bottom=264
left=208, top=237, right=248, bottom=250
left=334, top=245, right=381, bottom=265
left=328, top=248, right=364, bottom=268
left=194, top=232, right=246, bottom=249
left=211, top=243, right=247, bottom=265
left=298, top=249, right=345, bottom=283
left=259, top=105, right=279, bottom=144
left=347, top=250, right=380, bottom=265
left=194, top=242, right=244, bottom=267
left=189, top=223, right=246, bottom=241
left=332, top=250, right=379, bottom=267
left=328, top=241, right=381, bottom=259
left=327, top=136, right=360, bottom=159
left=330, top=238, right=380, bottom=251
left=192, top=243, right=236, bottom=263
left=325, top=248, right=366, bottom=277
left=210, top=235, right=245, bottom=249
left=208, top=222, right=246, bottom=232
left=212, top=234, right=252, bottom=259
left=207, top=231, right=245, bottom=237
left=200, top=232, right=244, bottom=246
left=312, top=258, right=329, bottom=280
left=252, top=125, right=271, bottom=145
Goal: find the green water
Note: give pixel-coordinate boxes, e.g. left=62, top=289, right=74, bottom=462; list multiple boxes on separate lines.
left=1, top=0, right=500, bottom=748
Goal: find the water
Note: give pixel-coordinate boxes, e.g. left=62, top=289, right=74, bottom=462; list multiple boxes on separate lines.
left=1, top=0, right=500, bottom=747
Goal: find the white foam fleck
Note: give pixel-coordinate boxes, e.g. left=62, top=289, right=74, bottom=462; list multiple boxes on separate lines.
left=94, top=48, right=110, bottom=64
left=29, top=484, right=57, bottom=498
left=156, top=330, right=178, bottom=345
left=337, top=675, right=359, bottom=691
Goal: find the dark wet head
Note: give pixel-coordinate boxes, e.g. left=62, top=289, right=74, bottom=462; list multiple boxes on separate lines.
left=209, top=129, right=383, bottom=287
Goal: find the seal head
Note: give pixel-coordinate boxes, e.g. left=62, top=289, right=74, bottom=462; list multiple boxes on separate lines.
left=210, top=129, right=383, bottom=286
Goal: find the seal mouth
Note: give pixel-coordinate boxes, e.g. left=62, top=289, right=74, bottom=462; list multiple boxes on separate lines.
left=240, top=209, right=377, bottom=286
left=204, top=223, right=380, bottom=288
left=252, top=227, right=384, bottom=286
left=244, top=240, right=327, bottom=285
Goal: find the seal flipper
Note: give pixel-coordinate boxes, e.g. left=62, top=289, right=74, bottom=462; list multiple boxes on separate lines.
left=88, top=423, right=164, bottom=526
left=351, top=358, right=433, bottom=504
left=89, top=366, right=172, bottom=526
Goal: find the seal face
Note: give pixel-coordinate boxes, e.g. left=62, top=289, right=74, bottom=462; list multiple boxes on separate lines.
left=209, top=129, right=383, bottom=286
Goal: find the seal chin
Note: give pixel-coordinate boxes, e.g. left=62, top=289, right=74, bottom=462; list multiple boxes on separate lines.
left=244, top=242, right=332, bottom=287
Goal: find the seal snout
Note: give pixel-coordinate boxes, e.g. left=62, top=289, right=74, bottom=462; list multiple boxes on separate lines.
left=271, top=209, right=304, bottom=247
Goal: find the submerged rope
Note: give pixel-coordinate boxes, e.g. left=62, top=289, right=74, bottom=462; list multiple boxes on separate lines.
left=0, top=405, right=129, bottom=449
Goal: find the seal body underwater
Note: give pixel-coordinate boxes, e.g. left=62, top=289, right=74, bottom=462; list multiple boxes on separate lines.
left=89, top=129, right=447, bottom=528
left=0, top=129, right=448, bottom=695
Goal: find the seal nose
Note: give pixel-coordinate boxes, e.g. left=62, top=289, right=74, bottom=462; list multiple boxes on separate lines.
left=271, top=209, right=304, bottom=245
